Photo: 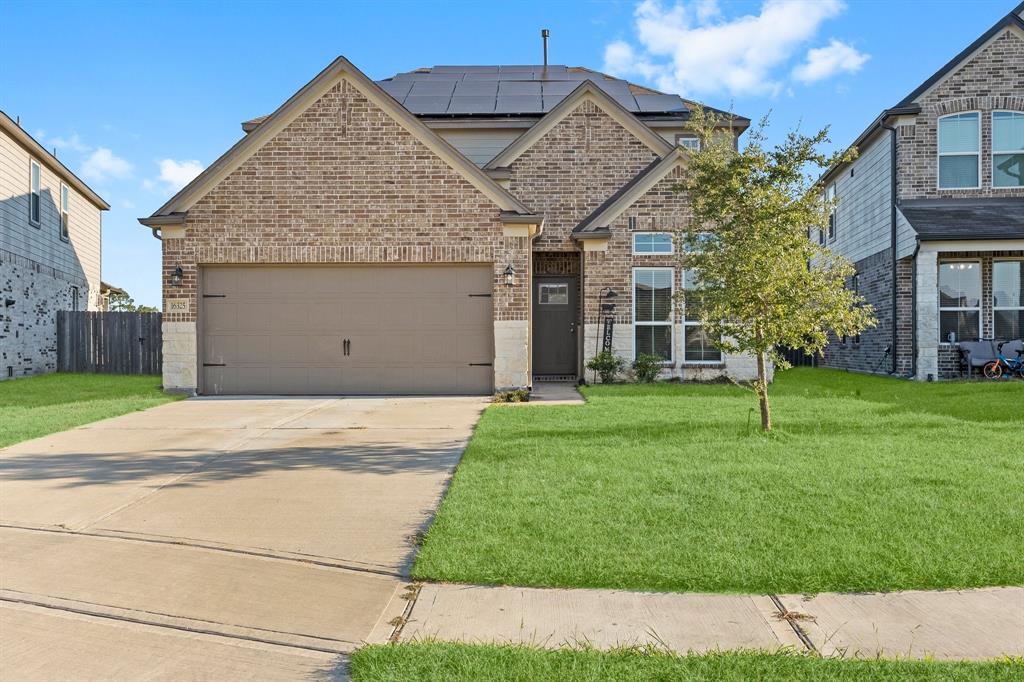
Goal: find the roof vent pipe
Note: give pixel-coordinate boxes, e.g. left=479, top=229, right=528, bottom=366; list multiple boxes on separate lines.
left=542, top=29, right=550, bottom=67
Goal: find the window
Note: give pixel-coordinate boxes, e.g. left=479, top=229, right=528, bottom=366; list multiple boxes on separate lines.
left=682, top=269, right=722, bottom=363
left=60, top=184, right=70, bottom=240
left=852, top=274, right=861, bottom=344
left=633, top=268, right=673, bottom=361
left=538, top=283, right=569, bottom=305
left=70, top=286, right=80, bottom=311
left=675, top=134, right=700, bottom=151
left=937, top=112, right=980, bottom=189
left=825, top=182, right=837, bottom=241
left=683, top=231, right=717, bottom=254
left=633, top=232, right=673, bottom=255
left=938, top=261, right=981, bottom=342
left=992, top=111, right=1024, bottom=188
left=29, top=159, right=41, bottom=225
left=993, top=260, right=1024, bottom=340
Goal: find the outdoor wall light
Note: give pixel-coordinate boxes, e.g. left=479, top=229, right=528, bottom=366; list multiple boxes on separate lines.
left=503, top=264, right=516, bottom=287
left=170, top=266, right=184, bottom=287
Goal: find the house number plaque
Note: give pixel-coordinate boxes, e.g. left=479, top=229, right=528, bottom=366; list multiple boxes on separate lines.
left=165, top=298, right=189, bottom=314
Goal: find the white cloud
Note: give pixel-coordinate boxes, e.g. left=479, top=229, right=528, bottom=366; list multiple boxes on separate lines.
left=603, top=0, right=865, bottom=96
left=50, top=133, right=91, bottom=153
left=792, top=39, right=869, bottom=83
left=157, top=159, right=203, bottom=191
left=80, top=148, right=133, bottom=182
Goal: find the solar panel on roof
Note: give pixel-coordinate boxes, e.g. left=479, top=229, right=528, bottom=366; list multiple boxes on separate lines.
left=403, top=95, right=452, bottom=114
left=494, top=95, right=543, bottom=114
left=433, top=65, right=498, bottom=73
left=454, top=81, right=498, bottom=96
left=409, top=80, right=457, bottom=97
left=498, top=65, right=537, bottom=72
left=379, top=81, right=413, bottom=101
left=541, top=81, right=581, bottom=96
left=447, top=96, right=496, bottom=114
left=498, top=81, right=542, bottom=96
left=634, top=94, right=688, bottom=113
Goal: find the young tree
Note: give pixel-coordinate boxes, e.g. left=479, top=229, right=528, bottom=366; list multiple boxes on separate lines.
left=677, top=109, right=876, bottom=431
left=107, top=291, right=158, bottom=313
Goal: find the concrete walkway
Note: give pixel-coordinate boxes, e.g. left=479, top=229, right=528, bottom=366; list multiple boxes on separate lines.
left=397, top=583, right=1024, bottom=661
left=0, top=396, right=486, bottom=681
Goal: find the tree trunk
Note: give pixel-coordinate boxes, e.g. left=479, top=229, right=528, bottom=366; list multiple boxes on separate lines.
left=755, top=350, right=772, bottom=431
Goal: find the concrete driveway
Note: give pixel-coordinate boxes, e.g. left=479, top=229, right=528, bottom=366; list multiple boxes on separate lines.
left=0, top=395, right=486, bottom=681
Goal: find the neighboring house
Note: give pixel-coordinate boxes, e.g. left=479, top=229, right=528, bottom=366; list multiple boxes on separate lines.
left=0, top=111, right=109, bottom=380
left=99, top=281, right=127, bottom=311
left=140, top=58, right=756, bottom=396
left=820, top=2, right=1024, bottom=380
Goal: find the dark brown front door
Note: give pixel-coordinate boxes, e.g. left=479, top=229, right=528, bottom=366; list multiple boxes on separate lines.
left=533, top=276, right=577, bottom=375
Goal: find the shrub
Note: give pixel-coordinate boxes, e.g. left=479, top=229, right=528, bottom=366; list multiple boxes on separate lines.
left=494, top=389, right=530, bottom=403
left=632, top=353, right=663, bottom=383
left=586, top=351, right=626, bottom=384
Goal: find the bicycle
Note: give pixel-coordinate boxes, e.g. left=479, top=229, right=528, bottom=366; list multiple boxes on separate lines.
left=982, top=341, right=1024, bottom=379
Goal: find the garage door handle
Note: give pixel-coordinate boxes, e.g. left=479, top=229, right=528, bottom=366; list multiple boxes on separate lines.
left=203, top=363, right=226, bottom=367
left=343, top=339, right=350, bottom=356
left=468, top=363, right=492, bottom=367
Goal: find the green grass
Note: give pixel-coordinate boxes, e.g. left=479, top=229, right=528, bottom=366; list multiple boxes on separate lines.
left=351, top=643, right=1024, bottom=681
left=0, top=373, right=183, bottom=448
left=413, top=368, right=1024, bottom=594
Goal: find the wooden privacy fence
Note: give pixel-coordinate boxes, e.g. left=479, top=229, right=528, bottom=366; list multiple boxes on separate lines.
left=57, top=311, right=163, bottom=375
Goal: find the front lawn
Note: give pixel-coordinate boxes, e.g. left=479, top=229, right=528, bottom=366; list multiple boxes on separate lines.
left=413, top=368, right=1024, bottom=594
left=0, top=373, right=182, bottom=448
left=351, top=643, right=1023, bottom=681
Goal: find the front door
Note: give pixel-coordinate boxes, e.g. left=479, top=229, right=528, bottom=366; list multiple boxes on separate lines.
left=533, top=276, right=577, bottom=375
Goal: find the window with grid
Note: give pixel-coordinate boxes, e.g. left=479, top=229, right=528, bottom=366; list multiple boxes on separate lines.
left=993, top=260, right=1023, bottom=340
left=825, top=182, right=837, bottom=241
left=682, top=269, right=722, bottom=363
left=60, top=184, right=70, bottom=240
left=633, top=232, right=673, bottom=255
left=992, top=111, right=1024, bottom=188
left=938, top=261, right=981, bottom=342
left=675, top=134, right=700, bottom=151
left=938, top=112, right=980, bottom=189
left=633, top=268, right=673, bottom=362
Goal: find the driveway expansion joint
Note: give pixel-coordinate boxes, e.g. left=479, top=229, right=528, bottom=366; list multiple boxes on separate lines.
left=768, top=594, right=817, bottom=652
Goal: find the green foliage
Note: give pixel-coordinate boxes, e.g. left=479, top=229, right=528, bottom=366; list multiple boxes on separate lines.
left=631, top=353, right=662, bottom=383
left=493, top=389, right=530, bottom=403
left=586, top=351, right=625, bottom=384
left=413, top=369, right=1024, bottom=594
left=107, top=291, right=158, bottom=313
left=676, top=108, right=876, bottom=429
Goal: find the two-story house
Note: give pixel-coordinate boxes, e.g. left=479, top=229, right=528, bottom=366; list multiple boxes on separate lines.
left=140, top=58, right=756, bottom=395
left=820, top=2, right=1024, bottom=380
left=0, top=112, right=109, bottom=380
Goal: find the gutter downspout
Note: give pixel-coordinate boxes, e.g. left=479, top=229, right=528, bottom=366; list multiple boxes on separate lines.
left=910, top=237, right=921, bottom=379
left=151, top=228, right=162, bottom=240
left=880, top=122, right=898, bottom=374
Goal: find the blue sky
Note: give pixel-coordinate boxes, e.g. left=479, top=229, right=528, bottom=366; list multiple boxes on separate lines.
left=1, top=0, right=1014, bottom=306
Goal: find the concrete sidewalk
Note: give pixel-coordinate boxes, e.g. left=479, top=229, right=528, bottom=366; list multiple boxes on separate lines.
left=397, top=583, right=1024, bottom=661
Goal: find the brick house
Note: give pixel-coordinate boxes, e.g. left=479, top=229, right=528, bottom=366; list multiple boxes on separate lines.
left=820, top=2, right=1024, bottom=380
left=140, top=57, right=757, bottom=395
left=1, top=111, right=109, bottom=380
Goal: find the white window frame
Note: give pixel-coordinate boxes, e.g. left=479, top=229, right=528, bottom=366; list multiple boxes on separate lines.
left=992, top=110, right=1024, bottom=189
left=825, top=182, right=837, bottom=241
left=675, top=134, right=700, bottom=151
left=59, top=183, right=70, bottom=241
left=938, top=259, right=983, bottom=344
left=29, top=159, right=41, bottom=226
left=937, top=111, right=981, bottom=190
left=632, top=231, right=674, bottom=255
left=681, top=268, right=723, bottom=364
left=992, top=258, right=1024, bottom=339
left=632, top=267, right=674, bottom=363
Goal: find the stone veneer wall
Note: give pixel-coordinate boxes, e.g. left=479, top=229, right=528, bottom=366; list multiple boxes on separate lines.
left=823, top=248, right=895, bottom=374
left=162, top=77, right=531, bottom=392
left=1, top=249, right=93, bottom=379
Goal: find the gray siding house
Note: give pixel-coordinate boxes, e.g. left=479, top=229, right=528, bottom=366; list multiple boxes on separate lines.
left=0, top=111, right=110, bottom=379
left=820, top=2, right=1024, bottom=379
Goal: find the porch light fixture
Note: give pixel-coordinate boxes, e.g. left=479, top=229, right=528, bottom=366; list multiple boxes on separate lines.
left=170, top=266, right=184, bottom=287
left=503, top=264, right=516, bottom=287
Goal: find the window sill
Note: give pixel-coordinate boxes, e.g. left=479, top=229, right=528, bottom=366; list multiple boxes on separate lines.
left=682, top=361, right=726, bottom=368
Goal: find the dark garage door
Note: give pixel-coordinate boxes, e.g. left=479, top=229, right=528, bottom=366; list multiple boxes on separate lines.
left=200, top=265, right=494, bottom=395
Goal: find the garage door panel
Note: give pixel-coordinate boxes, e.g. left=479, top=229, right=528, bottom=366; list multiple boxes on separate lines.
left=202, top=265, right=493, bottom=395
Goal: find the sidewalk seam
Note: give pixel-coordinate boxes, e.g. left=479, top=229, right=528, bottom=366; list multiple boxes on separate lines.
left=769, top=594, right=817, bottom=653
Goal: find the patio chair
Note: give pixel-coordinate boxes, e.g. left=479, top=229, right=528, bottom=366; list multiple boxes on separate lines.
left=999, top=339, right=1023, bottom=360
left=959, top=340, right=997, bottom=378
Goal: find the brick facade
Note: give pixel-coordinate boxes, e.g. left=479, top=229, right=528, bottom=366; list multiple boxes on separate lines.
left=823, top=249, right=895, bottom=374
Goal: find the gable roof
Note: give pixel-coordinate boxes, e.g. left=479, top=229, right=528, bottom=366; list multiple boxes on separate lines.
left=573, top=147, right=685, bottom=237
left=0, top=110, right=110, bottom=211
left=140, top=56, right=537, bottom=229
left=484, top=80, right=674, bottom=170
left=821, top=3, right=1024, bottom=184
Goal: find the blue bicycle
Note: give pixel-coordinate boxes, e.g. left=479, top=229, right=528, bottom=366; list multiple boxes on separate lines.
left=982, top=341, right=1024, bottom=379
